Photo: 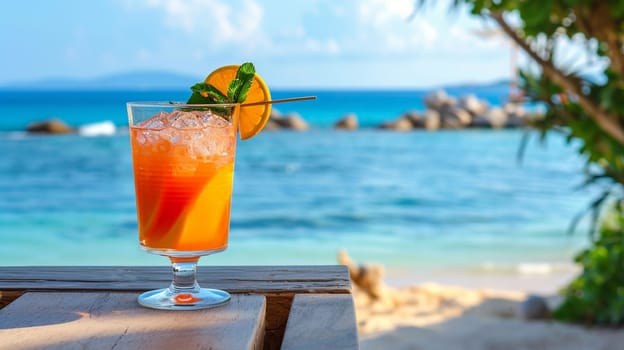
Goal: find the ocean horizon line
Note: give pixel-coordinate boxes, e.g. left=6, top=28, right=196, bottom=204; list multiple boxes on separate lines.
left=0, top=85, right=510, bottom=93
left=0, top=70, right=511, bottom=92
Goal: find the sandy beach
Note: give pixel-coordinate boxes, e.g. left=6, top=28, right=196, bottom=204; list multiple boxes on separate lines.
left=356, top=267, right=624, bottom=349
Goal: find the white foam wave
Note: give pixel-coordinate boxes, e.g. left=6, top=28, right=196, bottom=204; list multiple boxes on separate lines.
left=78, top=121, right=116, bottom=136
left=479, top=261, right=575, bottom=275
left=517, top=263, right=554, bottom=275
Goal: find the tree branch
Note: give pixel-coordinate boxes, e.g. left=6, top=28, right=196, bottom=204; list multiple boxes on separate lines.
left=574, top=4, right=624, bottom=78
left=589, top=3, right=624, bottom=78
left=490, top=12, right=624, bottom=145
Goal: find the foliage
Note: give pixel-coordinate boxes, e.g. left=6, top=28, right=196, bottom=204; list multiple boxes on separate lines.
left=554, top=209, right=624, bottom=325
left=420, top=0, right=624, bottom=325
left=187, top=62, right=256, bottom=104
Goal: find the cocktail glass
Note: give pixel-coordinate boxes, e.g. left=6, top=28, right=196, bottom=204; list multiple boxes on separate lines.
left=127, top=102, right=238, bottom=310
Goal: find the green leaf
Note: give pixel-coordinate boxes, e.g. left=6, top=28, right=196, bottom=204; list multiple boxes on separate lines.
left=186, top=92, right=210, bottom=104
left=183, top=83, right=231, bottom=116
left=227, top=79, right=243, bottom=101
left=227, top=62, right=256, bottom=103
left=189, top=83, right=229, bottom=104
left=236, top=78, right=254, bottom=102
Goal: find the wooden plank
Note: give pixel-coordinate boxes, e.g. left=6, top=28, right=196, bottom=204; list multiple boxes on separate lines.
left=281, top=294, right=359, bottom=350
left=0, top=290, right=23, bottom=310
left=0, top=265, right=351, bottom=294
left=263, top=294, right=294, bottom=350
left=0, top=292, right=265, bottom=350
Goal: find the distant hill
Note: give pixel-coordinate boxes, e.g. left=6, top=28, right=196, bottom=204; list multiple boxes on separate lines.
left=443, top=79, right=511, bottom=90
left=1, top=71, right=512, bottom=91
left=2, top=71, right=200, bottom=90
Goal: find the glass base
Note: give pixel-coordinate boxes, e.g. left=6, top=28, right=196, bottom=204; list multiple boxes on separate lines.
left=140, top=245, right=227, bottom=258
left=138, top=287, right=231, bottom=310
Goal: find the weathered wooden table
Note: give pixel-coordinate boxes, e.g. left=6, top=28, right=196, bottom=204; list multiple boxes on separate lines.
left=0, top=266, right=358, bottom=350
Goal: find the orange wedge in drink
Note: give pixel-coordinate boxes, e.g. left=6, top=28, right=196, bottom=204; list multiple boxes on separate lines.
left=204, top=65, right=272, bottom=140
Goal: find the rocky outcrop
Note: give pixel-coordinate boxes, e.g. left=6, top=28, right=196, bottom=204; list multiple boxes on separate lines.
left=378, top=116, right=413, bottom=131
left=503, top=102, right=528, bottom=127
left=403, top=110, right=441, bottom=130
left=441, top=107, right=472, bottom=128
left=471, top=107, right=508, bottom=128
left=424, top=90, right=457, bottom=110
left=263, top=109, right=283, bottom=131
left=26, top=119, right=74, bottom=134
left=375, top=90, right=531, bottom=131
left=458, top=94, right=489, bottom=117
left=519, top=295, right=550, bottom=320
left=245, top=90, right=532, bottom=132
left=273, top=112, right=309, bottom=131
left=335, top=113, right=358, bottom=130
left=265, top=109, right=310, bottom=131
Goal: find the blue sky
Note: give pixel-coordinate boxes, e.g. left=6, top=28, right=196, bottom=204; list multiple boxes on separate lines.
left=0, top=0, right=514, bottom=88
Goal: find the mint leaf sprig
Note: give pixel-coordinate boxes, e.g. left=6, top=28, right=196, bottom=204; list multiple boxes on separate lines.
left=186, top=62, right=256, bottom=105
left=188, top=83, right=228, bottom=104
left=228, top=62, right=255, bottom=102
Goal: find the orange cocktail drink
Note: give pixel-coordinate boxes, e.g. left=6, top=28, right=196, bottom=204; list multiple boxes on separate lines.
left=129, top=106, right=238, bottom=255
left=127, top=63, right=277, bottom=310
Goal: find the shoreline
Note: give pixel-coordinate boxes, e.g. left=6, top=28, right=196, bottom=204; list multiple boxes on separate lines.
left=354, top=265, right=624, bottom=350
left=383, top=264, right=579, bottom=295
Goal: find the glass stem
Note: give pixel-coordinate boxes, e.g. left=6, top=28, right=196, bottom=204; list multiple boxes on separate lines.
left=169, top=260, right=200, bottom=294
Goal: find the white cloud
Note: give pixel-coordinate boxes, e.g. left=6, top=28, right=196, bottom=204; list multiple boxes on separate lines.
left=351, top=0, right=441, bottom=54
left=413, top=20, right=439, bottom=48
left=119, top=0, right=502, bottom=60
left=115, top=0, right=510, bottom=85
left=358, top=0, right=413, bottom=27
left=124, top=0, right=266, bottom=48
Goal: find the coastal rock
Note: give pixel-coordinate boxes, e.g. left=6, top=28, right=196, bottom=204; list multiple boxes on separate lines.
left=275, top=112, right=309, bottom=131
left=335, top=113, right=358, bottom=130
left=519, top=295, right=550, bottom=320
left=403, top=111, right=421, bottom=127
left=270, top=108, right=282, bottom=120
left=470, top=115, right=490, bottom=128
left=506, top=115, right=526, bottom=128
left=405, top=110, right=440, bottom=130
left=440, top=107, right=472, bottom=128
left=266, top=108, right=310, bottom=131
left=423, top=110, right=442, bottom=130
left=263, top=108, right=283, bottom=130
left=503, top=102, right=527, bottom=119
left=472, top=107, right=508, bottom=128
left=424, top=90, right=457, bottom=110
left=503, top=103, right=527, bottom=127
left=379, top=116, right=413, bottom=131
left=458, top=94, right=489, bottom=116
left=263, top=118, right=281, bottom=131
left=26, top=119, right=74, bottom=134
left=486, top=107, right=508, bottom=128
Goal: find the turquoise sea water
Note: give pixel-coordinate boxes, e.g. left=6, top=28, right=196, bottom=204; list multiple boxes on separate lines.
left=0, top=89, right=591, bottom=274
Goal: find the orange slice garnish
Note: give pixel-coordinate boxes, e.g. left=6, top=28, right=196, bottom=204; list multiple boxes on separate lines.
left=205, top=65, right=272, bottom=140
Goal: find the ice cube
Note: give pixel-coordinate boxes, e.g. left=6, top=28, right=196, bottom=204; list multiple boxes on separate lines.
left=138, top=111, right=168, bottom=129
left=192, top=133, right=235, bottom=158
left=199, top=111, right=229, bottom=128
left=170, top=110, right=202, bottom=129
left=136, top=130, right=160, bottom=145
left=159, top=128, right=180, bottom=143
left=136, top=134, right=146, bottom=144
